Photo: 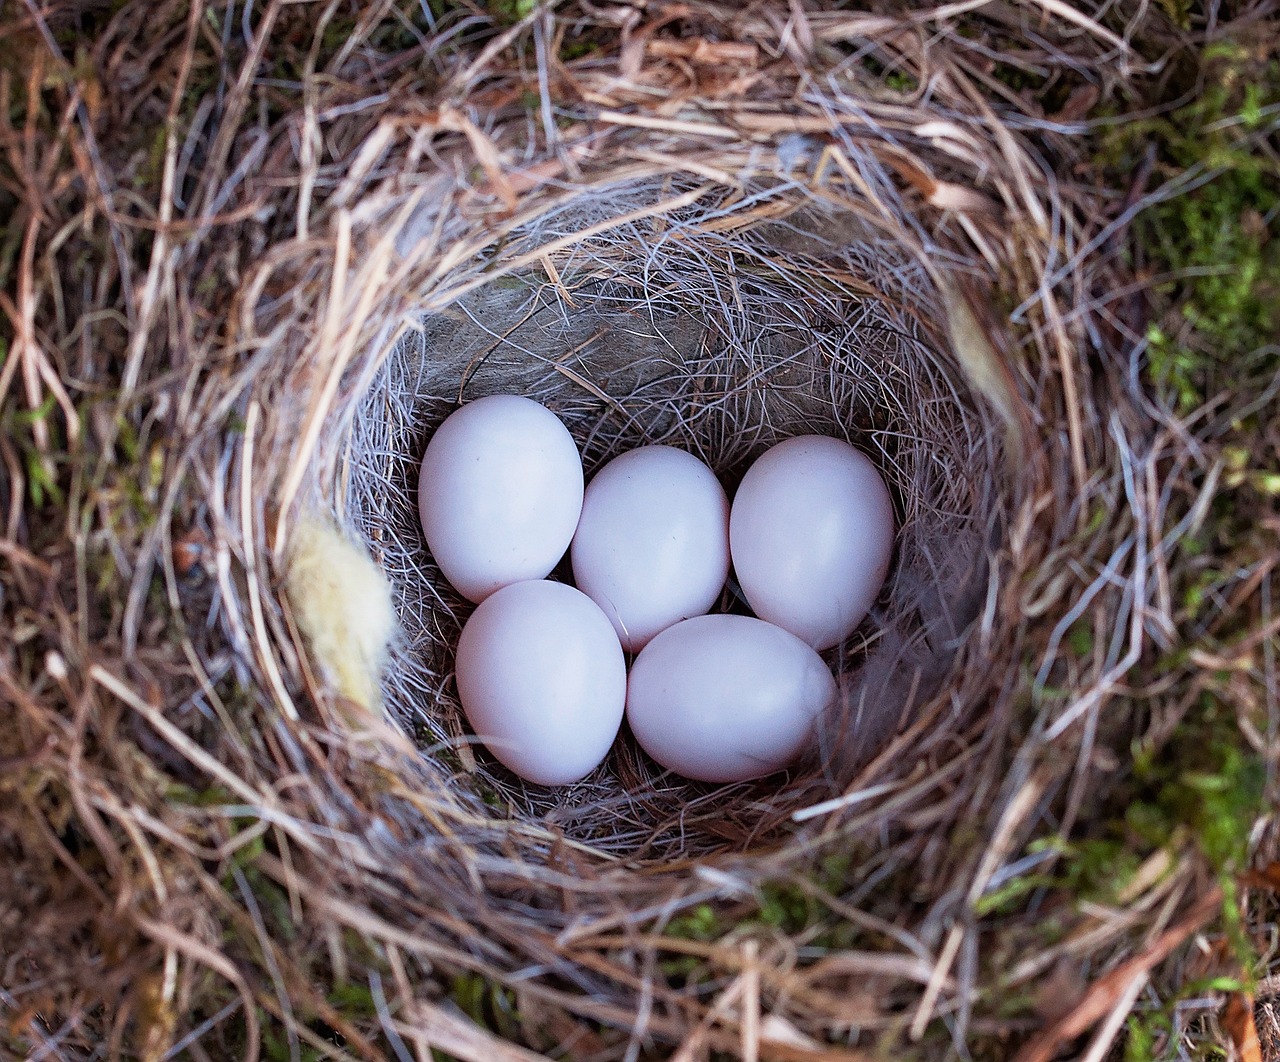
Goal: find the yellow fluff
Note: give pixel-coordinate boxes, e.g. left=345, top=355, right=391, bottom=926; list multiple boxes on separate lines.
left=285, top=514, right=395, bottom=717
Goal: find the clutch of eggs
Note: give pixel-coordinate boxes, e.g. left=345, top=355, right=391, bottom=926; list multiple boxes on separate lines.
left=418, top=397, right=895, bottom=786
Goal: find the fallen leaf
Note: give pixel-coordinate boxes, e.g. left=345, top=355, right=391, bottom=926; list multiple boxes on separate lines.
left=1223, top=992, right=1262, bottom=1062
left=927, top=180, right=999, bottom=213
left=760, top=1014, right=820, bottom=1049
left=1240, top=862, right=1280, bottom=891
left=172, top=529, right=209, bottom=576
left=648, top=39, right=760, bottom=66
left=1033, top=959, right=1087, bottom=1024
left=1050, top=84, right=1100, bottom=123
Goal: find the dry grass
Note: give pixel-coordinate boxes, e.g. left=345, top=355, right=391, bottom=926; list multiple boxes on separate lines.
left=1, top=1, right=1276, bottom=1059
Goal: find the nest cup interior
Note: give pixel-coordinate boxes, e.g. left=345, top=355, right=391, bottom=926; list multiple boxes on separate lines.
left=338, top=178, right=1005, bottom=858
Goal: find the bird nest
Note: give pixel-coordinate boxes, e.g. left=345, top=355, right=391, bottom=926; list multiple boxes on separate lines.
left=2, top=2, right=1248, bottom=1060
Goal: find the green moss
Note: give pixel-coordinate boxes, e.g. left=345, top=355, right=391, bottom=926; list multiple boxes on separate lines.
left=1066, top=619, right=1094, bottom=658
left=1125, top=698, right=1265, bottom=969
left=1100, top=43, right=1280, bottom=412
left=220, top=824, right=270, bottom=887
left=2, top=390, right=71, bottom=509
left=165, top=782, right=238, bottom=806
left=485, top=0, right=538, bottom=24
left=884, top=71, right=918, bottom=93
left=560, top=38, right=599, bottom=61
left=1123, top=1010, right=1168, bottom=1062
left=859, top=53, right=922, bottom=94
left=657, top=953, right=703, bottom=980
left=1156, top=0, right=1195, bottom=29
left=977, top=836, right=1141, bottom=917
left=1042, top=43, right=1280, bottom=1031
left=134, top=125, right=169, bottom=191
left=982, top=684, right=1263, bottom=941
left=224, top=864, right=299, bottom=956
left=1121, top=971, right=1250, bottom=1060
left=262, top=1023, right=326, bottom=1062
left=1058, top=837, right=1142, bottom=900
left=974, top=874, right=1052, bottom=917
left=449, top=972, right=521, bottom=1040
left=665, top=903, right=721, bottom=942
left=755, top=881, right=819, bottom=932
left=327, top=981, right=377, bottom=1016
left=1130, top=700, right=1264, bottom=874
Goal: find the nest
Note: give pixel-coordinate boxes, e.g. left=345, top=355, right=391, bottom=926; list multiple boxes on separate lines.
left=4, top=2, right=1269, bottom=1059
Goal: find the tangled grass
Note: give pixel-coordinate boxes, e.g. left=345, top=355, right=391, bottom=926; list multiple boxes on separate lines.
left=0, top=1, right=1277, bottom=1060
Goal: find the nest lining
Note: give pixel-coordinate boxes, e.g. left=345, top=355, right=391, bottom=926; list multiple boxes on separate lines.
left=336, top=178, right=1003, bottom=858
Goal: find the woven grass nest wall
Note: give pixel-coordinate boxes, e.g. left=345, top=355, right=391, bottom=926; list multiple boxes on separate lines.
left=3, top=1, right=1279, bottom=1060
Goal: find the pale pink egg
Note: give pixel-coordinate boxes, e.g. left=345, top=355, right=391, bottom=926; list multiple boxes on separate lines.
left=626, top=614, right=836, bottom=783
left=419, top=395, right=583, bottom=603
left=729, top=436, right=894, bottom=651
left=571, top=446, right=729, bottom=652
left=456, top=580, right=626, bottom=786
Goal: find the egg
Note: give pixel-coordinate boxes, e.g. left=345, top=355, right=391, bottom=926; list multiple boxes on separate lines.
left=626, top=614, right=837, bottom=783
left=729, top=436, right=894, bottom=651
left=570, top=446, right=730, bottom=652
left=455, top=580, right=626, bottom=786
left=419, top=395, right=583, bottom=603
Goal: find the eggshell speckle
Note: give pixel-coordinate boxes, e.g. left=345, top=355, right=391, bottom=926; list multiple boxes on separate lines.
left=729, top=436, right=894, bottom=651
left=626, top=614, right=837, bottom=783
left=571, top=446, right=730, bottom=652
left=455, top=580, right=626, bottom=786
left=419, top=395, right=583, bottom=603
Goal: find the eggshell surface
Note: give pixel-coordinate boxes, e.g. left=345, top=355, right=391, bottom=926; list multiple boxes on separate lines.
left=626, top=614, right=836, bottom=783
left=571, top=446, right=730, bottom=652
left=455, top=580, right=626, bottom=786
left=729, top=436, right=894, bottom=651
left=419, top=395, right=583, bottom=603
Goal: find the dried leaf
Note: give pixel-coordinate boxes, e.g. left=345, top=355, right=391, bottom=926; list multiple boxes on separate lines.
left=937, top=274, right=1027, bottom=465
left=927, top=180, right=998, bottom=213
left=172, top=528, right=209, bottom=576
left=648, top=39, right=759, bottom=66
left=1240, top=862, right=1280, bottom=891
left=1032, top=959, right=1087, bottom=1024
left=1050, top=84, right=1100, bottom=123
left=437, top=105, right=518, bottom=213
left=1223, top=992, right=1262, bottom=1062
left=760, top=1014, right=821, bottom=1049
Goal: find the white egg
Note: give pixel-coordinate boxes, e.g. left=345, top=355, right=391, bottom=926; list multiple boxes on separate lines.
left=570, top=446, right=730, bottom=652
left=626, top=615, right=836, bottom=783
left=455, top=580, right=626, bottom=786
left=729, top=436, right=894, bottom=651
left=419, top=395, right=583, bottom=603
